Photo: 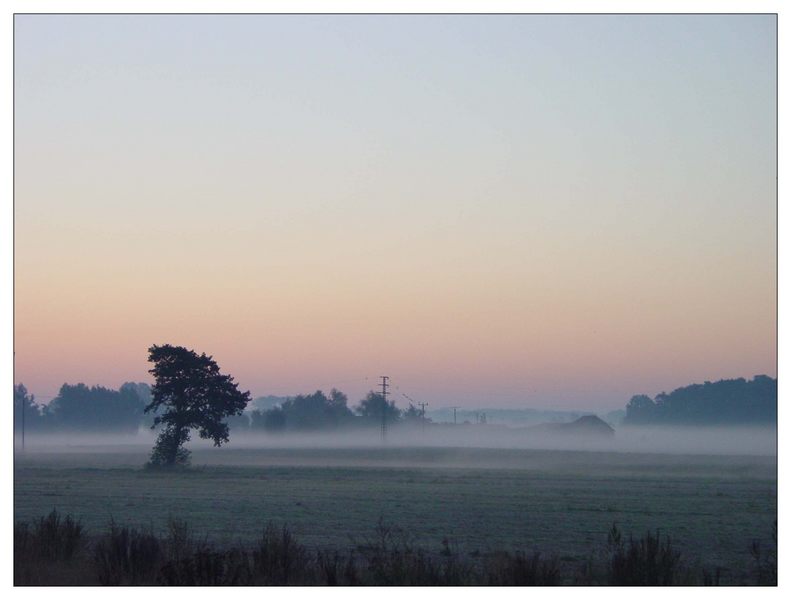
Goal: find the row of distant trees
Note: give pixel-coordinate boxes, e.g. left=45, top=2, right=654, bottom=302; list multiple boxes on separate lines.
left=13, top=383, right=428, bottom=434
left=14, top=374, right=777, bottom=434
left=248, top=390, right=426, bottom=433
left=13, top=382, right=155, bottom=434
left=623, top=375, right=776, bottom=425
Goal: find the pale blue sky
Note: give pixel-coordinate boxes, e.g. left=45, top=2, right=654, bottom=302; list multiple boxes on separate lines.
left=15, top=15, right=776, bottom=409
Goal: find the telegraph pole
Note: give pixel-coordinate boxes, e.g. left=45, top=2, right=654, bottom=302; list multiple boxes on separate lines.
left=21, top=392, right=25, bottom=452
left=448, top=406, right=460, bottom=425
left=380, top=375, right=389, bottom=442
left=418, top=401, right=428, bottom=433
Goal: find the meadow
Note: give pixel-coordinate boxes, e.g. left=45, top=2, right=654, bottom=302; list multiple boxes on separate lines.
left=14, top=442, right=777, bottom=584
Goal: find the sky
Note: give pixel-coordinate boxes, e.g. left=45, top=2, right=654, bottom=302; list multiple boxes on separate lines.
left=14, top=15, right=776, bottom=410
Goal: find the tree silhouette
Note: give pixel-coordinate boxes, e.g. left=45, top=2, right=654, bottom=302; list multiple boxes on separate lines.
left=251, top=406, right=287, bottom=432
left=402, top=403, right=424, bottom=424
left=276, top=389, right=355, bottom=430
left=46, top=383, right=144, bottom=433
left=623, top=376, right=776, bottom=425
left=355, top=391, right=401, bottom=424
left=145, top=344, right=250, bottom=466
left=14, top=384, right=42, bottom=434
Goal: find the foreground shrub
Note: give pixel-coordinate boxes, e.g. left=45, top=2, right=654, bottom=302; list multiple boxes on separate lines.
left=606, top=524, right=682, bottom=585
left=158, top=548, right=253, bottom=585
left=357, top=519, right=471, bottom=585
left=94, top=522, right=162, bottom=584
left=486, top=551, right=561, bottom=585
left=750, top=521, right=777, bottom=585
left=164, top=517, right=193, bottom=563
left=252, top=522, right=309, bottom=584
left=16, top=509, right=84, bottom=562
left=316, top=549, right=358, bottom=585
left=14, top=509, right=85, bottom=585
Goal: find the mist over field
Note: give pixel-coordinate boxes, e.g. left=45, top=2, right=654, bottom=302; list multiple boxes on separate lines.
left=17, top=423, right=777, bottom=457
left=15, top=431, right=777, bottom=586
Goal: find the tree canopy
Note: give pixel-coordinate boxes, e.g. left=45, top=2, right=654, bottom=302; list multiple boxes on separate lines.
left=248, top=389, right=354, bottom=432
left=46, top=383, right=144, bottom=433
left=623, top=376, right=776, bottom=425
left=14, top=384, right=42, bottom=433
left=355, top=392, right=402, bottom=424
left=145, top=344, right=251, bottom=466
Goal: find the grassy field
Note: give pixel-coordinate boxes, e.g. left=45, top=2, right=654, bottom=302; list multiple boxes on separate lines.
left=14, top=444, right=777, bottom=583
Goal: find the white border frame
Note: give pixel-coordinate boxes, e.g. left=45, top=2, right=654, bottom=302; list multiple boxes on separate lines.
left=2, top=2, right=785, bottom=597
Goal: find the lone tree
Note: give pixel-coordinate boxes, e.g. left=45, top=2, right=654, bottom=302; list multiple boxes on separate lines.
left=145, top=344, right=250, bottom=466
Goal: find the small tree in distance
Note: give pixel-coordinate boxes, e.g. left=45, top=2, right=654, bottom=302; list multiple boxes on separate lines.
left=355, top=392, right=401, bottom=424
left=145, top=344, right=250, bottom=467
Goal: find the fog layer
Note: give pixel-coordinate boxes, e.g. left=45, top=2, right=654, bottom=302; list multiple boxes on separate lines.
left=16, top=424, right=776, bottom=458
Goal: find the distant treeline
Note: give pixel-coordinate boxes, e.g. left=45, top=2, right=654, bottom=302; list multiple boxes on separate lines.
left=14, top=383, right=154, bottom=434
left=14, top=374, right=777, bottom=434
left=13, top=384, right=427, bottom=434
left=623, top=376, right=776, bottom=426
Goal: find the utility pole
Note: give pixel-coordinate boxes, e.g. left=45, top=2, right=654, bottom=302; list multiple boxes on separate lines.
left=380, top=375, right=389, bottom=442
left=21, top=392, right=25, bottom=452
left=418, top=401, right=428, bottom=433
left=448, top=406, right=460, bottom=425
